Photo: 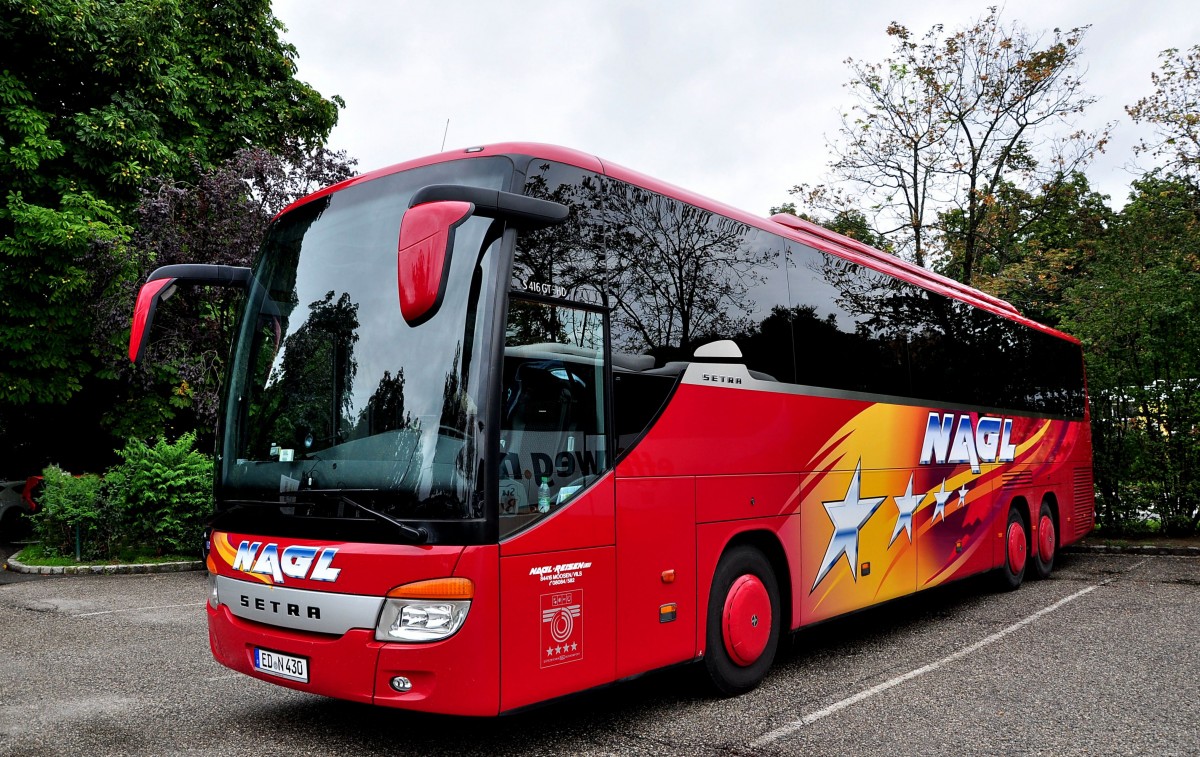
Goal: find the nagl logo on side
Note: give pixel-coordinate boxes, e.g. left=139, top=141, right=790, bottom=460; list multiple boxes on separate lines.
left=919, top=412, right=1017, bottom=474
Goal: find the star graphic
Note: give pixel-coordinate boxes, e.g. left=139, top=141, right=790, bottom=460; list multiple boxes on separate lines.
left=571, top=642, right=578, bottom=651
left=931, top=480, right=952, bottom=523
left=555, top=645, right=563, bottom=654
left=957, top=483, right=969, bottom=510
left=811, top=460, right=887, bottom=591
left=546, top=647, right=553, bottom=656
left=890, top=474, right=924, bottom=547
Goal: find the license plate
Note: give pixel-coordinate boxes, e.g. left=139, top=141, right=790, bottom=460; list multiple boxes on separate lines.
left=253, top=648, right=309, bottom=683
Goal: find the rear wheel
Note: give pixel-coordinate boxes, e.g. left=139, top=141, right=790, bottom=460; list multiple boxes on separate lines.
left=703, top=545, right=781, bottom=696
left=997, top=507, right=1027, bottom=591
left=1033, top=502, right=1057, bottom=579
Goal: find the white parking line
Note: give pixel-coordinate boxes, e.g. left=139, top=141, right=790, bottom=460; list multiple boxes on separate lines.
left=751, top=562, right=1146, bottom=749
left=73, top=603, right=202, bottom=617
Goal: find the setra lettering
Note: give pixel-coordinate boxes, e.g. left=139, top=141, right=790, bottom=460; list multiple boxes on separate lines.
left=238, top=594, right=322, bottom=620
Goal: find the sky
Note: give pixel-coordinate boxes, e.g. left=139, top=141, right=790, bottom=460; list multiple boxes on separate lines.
left=270, top=1, right=1199, bottom=218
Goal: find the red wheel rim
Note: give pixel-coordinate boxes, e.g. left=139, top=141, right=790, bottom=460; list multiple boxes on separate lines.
left=1038, top=514, right=1056, bottom=563
left=1007, top=520, right=1027, bottom=573
left=722, top=574, right=771, bottom=667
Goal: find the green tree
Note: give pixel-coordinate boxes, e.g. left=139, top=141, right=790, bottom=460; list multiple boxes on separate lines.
left=103, top=147, right=355, bottom=447
left=1062, top=175, right=1200, bottom=534
left=1127, top=45, right=1200, bottom=179
left=0, top=0, right=342, bottom=473
left=952, top=172, right=1113, bottom=327
left=28, top=465, right=108, bottom=559
left=792, top=8, right=1108, bottom=283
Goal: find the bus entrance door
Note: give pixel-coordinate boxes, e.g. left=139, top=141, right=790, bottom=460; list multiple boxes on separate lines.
left=497, top=475, right=616, bottom=712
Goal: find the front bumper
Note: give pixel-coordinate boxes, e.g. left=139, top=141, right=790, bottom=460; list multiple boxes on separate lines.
left=207, top=590, right=500, bottom=715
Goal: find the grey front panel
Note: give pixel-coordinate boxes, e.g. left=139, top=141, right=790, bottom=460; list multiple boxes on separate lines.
left=217, top=575, right=383, bottom=635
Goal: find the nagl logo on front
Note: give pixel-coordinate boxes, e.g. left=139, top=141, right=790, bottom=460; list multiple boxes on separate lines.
left=231, top=541, right=341, bottom=584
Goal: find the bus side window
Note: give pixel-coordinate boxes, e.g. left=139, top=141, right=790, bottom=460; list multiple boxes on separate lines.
left=499, top=298, right=609, bottom=535
left=612, top=366, right=678, bottom=456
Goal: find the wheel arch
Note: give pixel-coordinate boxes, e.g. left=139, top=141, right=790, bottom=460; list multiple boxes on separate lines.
left=716, top=529, right=793, bottom=636
left=1009, top=495, right=1032, bottom=529
left=1041, top=491, right=1061, bottom=547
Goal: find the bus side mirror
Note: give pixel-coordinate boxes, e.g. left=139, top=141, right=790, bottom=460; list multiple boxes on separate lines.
left=396, top=200, right=474, bottom=326
left=129, top=264, right=251, bottom=363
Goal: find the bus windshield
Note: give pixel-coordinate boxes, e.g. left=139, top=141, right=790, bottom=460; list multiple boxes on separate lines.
left=219, top=158, right=512, bottom=531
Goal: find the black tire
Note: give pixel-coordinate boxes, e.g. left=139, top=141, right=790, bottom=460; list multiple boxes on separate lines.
left=996, top=507, right=1028, bottom=591
left=1032, top=502, right=1057, bottom=579
left=703, top=545, right=781, bottom=696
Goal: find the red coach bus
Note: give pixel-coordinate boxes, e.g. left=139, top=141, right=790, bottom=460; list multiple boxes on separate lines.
left=129, top=143, right=1093, bottom=715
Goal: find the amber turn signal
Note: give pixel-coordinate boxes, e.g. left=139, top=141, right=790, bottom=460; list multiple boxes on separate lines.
left=386, top=577, right=474, bottom=600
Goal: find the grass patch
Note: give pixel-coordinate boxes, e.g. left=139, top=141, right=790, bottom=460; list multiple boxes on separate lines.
left=12, top=543, right=197, bottom=566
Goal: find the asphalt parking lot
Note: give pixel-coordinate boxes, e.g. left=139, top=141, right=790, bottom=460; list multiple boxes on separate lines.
left=0, top=550, right=1196, bottom=756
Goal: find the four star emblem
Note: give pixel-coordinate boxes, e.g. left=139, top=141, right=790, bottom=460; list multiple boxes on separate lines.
left=813, top=466, right=976, bottom=592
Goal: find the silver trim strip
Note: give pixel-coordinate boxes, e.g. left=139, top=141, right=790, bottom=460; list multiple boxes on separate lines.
left=216, top=575, right=383, bottom=636
left=680, top=362, right=1082, bottom=422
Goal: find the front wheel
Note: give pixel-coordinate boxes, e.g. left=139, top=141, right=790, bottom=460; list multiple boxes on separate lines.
left=996, top=507, right=1028, bottom=591
left=703, top=545, right=781, bottom=696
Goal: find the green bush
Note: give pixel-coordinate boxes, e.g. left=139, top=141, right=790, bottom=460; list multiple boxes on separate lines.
left=1086, top=377, right=1200, bottom=537
left=29, top=466, right=108, bottom=560
left=105, top=433, right=213, bottom=557
left=28, top=434, right=213, bottom=562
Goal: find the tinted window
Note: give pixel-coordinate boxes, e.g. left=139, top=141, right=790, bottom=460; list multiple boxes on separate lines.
left=498, top=298, right=608, bottom=537
left=521, top=166, right=1086, bottom=431
left=220, top=158, right=512, bottom=532
left=786, top=239, right=1085, bottom=418
left=604, top=179, right=793, bottom=382
left=787, top=242, right=910, bottom=396
left=514, top=160, right=606, bottom=304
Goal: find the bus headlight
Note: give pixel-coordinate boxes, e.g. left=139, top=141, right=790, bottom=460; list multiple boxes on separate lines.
left=375, top=578, right=473, bottom=642
left=208, top=571, right=219, bottom=609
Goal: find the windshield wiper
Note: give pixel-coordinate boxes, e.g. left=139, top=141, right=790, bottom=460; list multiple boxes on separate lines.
left=296, top=489, right=429, bottom=544
left=340, top=494, right=428, bottom=544
left=220, top=492, right=429, bottom=544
